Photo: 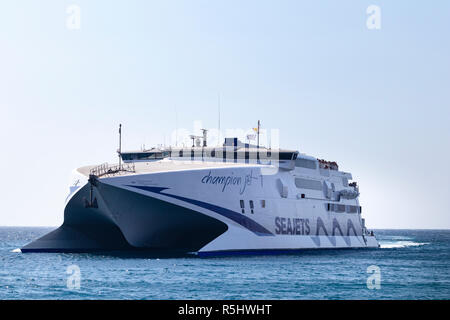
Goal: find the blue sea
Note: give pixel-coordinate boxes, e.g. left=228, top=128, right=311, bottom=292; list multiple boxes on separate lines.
left=0, top=227, right=449, bottom=300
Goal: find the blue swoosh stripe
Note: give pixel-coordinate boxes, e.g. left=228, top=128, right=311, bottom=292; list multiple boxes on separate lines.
left=126, top=185, right=273, bottom=236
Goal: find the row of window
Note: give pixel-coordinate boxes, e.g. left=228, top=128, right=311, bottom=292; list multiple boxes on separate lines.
left=295, top=178, right=323, bottom=191
left=295, top=158, right=317, bottom=170
left=121, top=151, right=169, bottom=161
left=325, top=203, right=362, bottom=214
left=239, top=198, right=359, bottom=215
left=174, top=149, right=296, bottom=161
left=239, top=199, right=266, bottom=214
left=239, top=199, right=359, bottom=214
left=295, top=178, right=350, bottom=192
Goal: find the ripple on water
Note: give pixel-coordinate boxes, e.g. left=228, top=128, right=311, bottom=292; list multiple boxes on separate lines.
left=379, top=241, right=429, bottom=249
left=0, top=228, right=449, bottom=299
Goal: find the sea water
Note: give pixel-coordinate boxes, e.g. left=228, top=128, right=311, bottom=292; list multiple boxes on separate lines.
left=0, top=227, right=449, bottom=299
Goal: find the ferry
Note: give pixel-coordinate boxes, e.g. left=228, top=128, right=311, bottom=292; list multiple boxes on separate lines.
left=22, top=124, right=379, bottom=255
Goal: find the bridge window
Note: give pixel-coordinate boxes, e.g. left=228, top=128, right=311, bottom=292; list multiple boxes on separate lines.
left=295, top=178, right=322, bottom=190
left=326, top=203, right=361, bottom=214
left=260, top=200, right=266, bottom=208
left=279, top=152, right=296, bottom=160
left=295, top=158, right=317, bottom=169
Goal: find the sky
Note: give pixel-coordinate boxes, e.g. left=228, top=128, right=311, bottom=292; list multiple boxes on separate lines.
left=0, top=0, right=449, bottom=228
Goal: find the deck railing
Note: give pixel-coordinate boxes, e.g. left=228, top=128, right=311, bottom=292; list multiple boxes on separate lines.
left=89, top=162, right=135, bottom=177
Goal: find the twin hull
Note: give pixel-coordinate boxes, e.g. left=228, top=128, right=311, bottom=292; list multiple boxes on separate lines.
left=22, top=164, right=378, bottom=255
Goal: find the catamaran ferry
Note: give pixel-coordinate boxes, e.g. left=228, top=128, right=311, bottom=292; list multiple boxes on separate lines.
left=22, top=125, right=378, bottom=255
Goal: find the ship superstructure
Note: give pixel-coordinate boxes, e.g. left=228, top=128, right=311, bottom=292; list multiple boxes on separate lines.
left=22, top=126, right=378, bottom=255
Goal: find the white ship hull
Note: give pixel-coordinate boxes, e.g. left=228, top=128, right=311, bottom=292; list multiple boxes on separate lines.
left=22, top=159, right=379, bottom=255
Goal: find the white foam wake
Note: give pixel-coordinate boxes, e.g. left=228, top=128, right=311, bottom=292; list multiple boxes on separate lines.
left=379, top=241, right=428, bottom=249
left=11, top=248, right=22, bottom=253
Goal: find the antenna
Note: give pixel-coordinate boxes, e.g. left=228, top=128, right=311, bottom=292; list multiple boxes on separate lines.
left=118, top=124, right=122, bottom=170
left=218, top=93, right=221, bottom=146
left=175, top=105, right=178, bottom=147
left=269, top=130, right=271, bottom=150
left=257, top=120, right=260, bottom=149
left=256, top=120, right=261, bottom=164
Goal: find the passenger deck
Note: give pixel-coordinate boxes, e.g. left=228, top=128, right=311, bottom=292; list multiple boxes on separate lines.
left=77, top=159, right=267, bottom=178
